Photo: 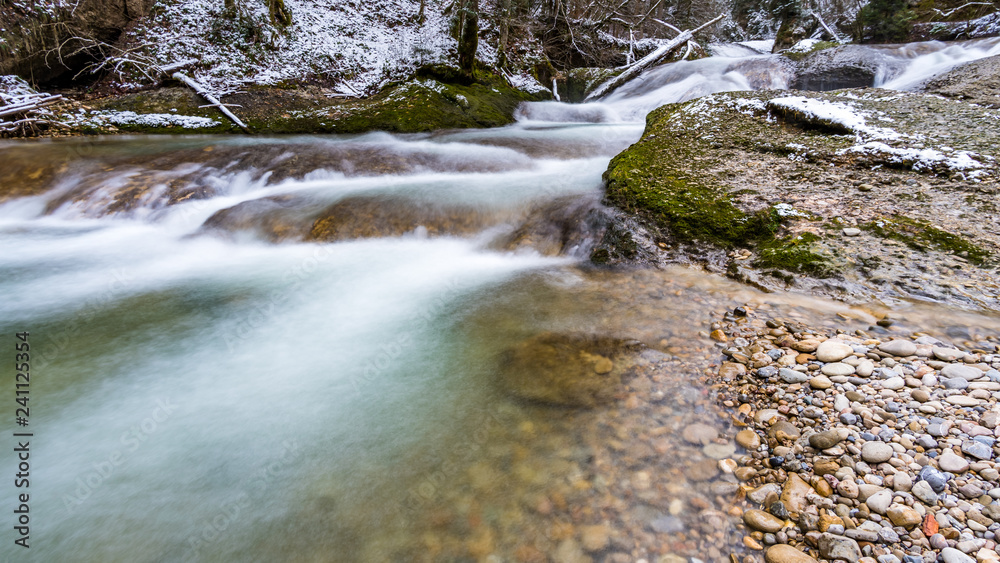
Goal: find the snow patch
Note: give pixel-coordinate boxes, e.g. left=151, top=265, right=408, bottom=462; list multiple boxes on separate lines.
left=769, top=96, right=902, bottom=141
left=91, top=110, right=220, bottom=128
left=839, top=142, right=986, bottom=173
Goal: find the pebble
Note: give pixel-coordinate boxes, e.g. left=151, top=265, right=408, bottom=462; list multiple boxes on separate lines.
left=879, top=340, right=917, bottom=357
left=938, top=451, right=970, bottom=473
left=821, top=363, right=854, bottom=376
left=682, top=423, right=718, bottom=445
left=810, top=430, right=844, bottom=450
left=778, top=368, right=809, bottom=384
left=887, top=504, right=922, bottom=528
left=736, top=429, right=761, bottom=450
left=744, top=509, right=786, bottom=533
left=764, top=544, right=819, bottom=563
left=942, top=364, right=984, bottom=381
left=816, top=340, right=854, bottom=363
left=843, top=228, right=861, bottom=237
left=961, top=440, right=992, bottom=461
left=818, top=533, right=862, bottom=562
left=866, top=489, right=892, bottom=514
left=940, top=547, right=976, bottom=563
left=862, top=442, right=894, bottom=464
left=809, top=375, right=834, bottom=389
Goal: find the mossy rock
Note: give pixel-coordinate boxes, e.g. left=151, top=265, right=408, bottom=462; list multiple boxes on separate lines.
left=863, top=215, right=992, bottom=266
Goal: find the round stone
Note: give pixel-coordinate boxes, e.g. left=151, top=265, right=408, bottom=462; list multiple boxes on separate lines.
left=682, top=423, right=718, bottom=445
left=765, top=544, right=819, bottom=563
left=938, top=451, right=970, bottom=473
left=821, top=362, right=854, bottom=376
left=878, top=339, right=917, bottom=357
left=882, top=376, right=905, bottom=390
left=736, top=429, right=761, bottom=450
left=778, top=368, right=808, bottom=384
left=941, top=364, right=984, bottom=381
left=809, top=375, right=834, bottom=389
left=946, top=395, right=981, bottom=407
left=861, top=442, right=893, bottom=463
left=933, top=346, right=966, bottom=361
left=866, top=489, right=892, bottom=514
left=816, top=340, right=854, bottom=363
left=887, top=504, right=921, bottom=528
left=810, top=430, right=844, bottom=450
left=744, top=509, right=785, bottom=533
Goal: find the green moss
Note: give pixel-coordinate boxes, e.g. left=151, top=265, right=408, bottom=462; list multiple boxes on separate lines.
left=603, top=105, right=780, bottom=248
left=864, top=215, right=992, bottom=265
left=247, top=70, right=540, bottom=134
left=783, top=41, right=839, bottom=62
left=753, top=232, right=836, bottom=277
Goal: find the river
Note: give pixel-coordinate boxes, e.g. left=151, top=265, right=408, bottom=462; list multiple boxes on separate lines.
left=2, top=38, right=1000, bottom=563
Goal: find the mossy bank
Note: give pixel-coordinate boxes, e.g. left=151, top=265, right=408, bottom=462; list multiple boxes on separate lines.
left=594, top=88, right=1000, bottom=311
left=52, top=67, right=549, bottom=136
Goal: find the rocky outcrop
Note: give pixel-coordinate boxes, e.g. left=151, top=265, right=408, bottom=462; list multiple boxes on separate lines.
left=791, top=46, right=906, bottom=90
left=921, top=54, right=1000, bottom=108
left=596, top=88, right=1000, bottom=310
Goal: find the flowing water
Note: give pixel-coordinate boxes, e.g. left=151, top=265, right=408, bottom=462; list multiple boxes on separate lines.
left=2, top=38, right=1000, bottom=563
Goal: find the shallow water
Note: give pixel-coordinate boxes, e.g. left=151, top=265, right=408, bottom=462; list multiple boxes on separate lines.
left=3, top=38, right=1000, bottom=563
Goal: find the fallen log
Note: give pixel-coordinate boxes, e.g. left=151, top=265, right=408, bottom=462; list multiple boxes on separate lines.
left=584, top=14, right=724, bottom=102
left=0, top=95, right=63, bottom=119
left=171, top=71, right=251, bottom=134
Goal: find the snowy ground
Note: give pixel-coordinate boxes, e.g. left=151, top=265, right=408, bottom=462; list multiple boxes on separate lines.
left=126, top=0, right=455, bottom=95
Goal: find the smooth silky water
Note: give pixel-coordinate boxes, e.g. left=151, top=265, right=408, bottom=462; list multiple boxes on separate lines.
left=3, top=39, right=1000, bottom=563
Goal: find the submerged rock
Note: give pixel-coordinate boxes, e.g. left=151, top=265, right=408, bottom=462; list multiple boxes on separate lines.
left=496, top=332, right=644, bottom=407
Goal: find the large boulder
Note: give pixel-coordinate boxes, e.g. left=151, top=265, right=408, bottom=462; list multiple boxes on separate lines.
left=792, top=45, right=906, bottom=90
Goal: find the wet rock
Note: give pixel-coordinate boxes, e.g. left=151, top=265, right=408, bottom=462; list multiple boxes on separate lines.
left=497, top=333, right=643, bottom=407
left=780, top=473, right=814, bottom=514
left=579, top=525, right=610, bottom=552
left=683, top=423, right=719, bottom=445
left=744, top=509, right=785, bottom=533
left=921, top=54, right=1000, bottom=109
left=308, top=195, right=501, bottom=241
left=737, top=429, right=762, bottom=450
left=792, top=45, right=906, bottom=91
left=769, top=421, right=802, bottom=444
left=764, top=544, right=819, bottom=563
left=818, top=532, right=862, bottom=562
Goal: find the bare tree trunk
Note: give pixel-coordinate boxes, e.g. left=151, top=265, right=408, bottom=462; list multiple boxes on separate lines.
left=458, top=0, right=479, bottom=78
left=418, top=0, right=426, bottom=24
left=585, top=14, right=724, bottom=101
left=268, top=0, right=292, bottom=27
